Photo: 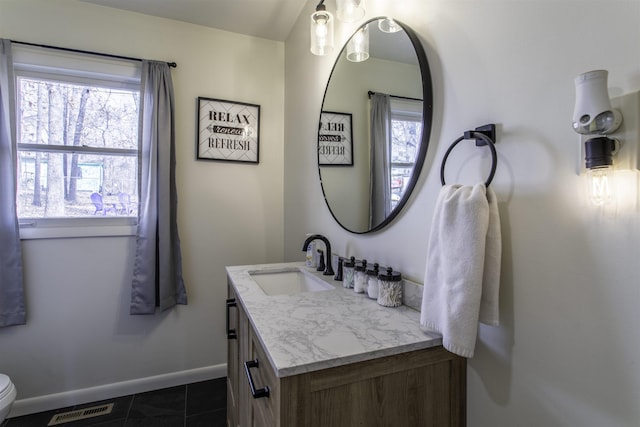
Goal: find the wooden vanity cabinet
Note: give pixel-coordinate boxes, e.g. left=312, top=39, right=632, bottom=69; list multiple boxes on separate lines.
left=227, top=285, right=466, bottom=427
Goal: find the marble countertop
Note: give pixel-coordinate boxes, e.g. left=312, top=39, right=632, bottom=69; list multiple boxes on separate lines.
left=226, top=262, right=442, bottom=378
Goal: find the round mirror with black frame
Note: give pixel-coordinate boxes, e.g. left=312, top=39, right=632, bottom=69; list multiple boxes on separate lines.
left=318, top=17, right=432, bottom=234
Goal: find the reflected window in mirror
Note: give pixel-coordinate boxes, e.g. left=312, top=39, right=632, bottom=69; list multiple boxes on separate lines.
left=369, top=93, right=423, bottom=226
left=389, top=98, right=422, bottom=210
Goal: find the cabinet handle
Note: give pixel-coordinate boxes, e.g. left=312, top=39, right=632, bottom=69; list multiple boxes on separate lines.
left=226, top=298, right=237, bottom=340
left=243, top=359, right=270, bottom=399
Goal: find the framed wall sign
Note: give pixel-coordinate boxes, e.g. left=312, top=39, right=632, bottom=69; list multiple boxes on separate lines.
left=197, top=97, right=260, bottom=163
left=318, top=111, right=353, bottom=166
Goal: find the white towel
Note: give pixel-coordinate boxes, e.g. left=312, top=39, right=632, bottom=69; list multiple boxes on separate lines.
left=420, top=184, right=501, bottom=358
left=479, top=186, right=501, bottom=326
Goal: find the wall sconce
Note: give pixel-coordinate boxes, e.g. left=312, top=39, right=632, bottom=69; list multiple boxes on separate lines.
left=572, top=70, right=623, bottom=206
left=347, top=24, right=369, bottom=62
left=336, top=0, right=366, bottom=23
left=310, top=0, right=334, bottom=56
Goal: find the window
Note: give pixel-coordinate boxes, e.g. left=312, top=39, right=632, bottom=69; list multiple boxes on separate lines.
left=389, top=98, right=422, bottom=210
left=13, top=46, right=141, bottom=234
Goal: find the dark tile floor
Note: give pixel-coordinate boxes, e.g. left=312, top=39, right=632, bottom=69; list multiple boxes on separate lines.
left=1, top=378, right=226, bottom=427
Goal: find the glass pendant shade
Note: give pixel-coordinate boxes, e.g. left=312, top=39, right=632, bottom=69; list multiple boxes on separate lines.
left=572, top=70, right=622, bottom=135
left=378, top=18, right=402, bottom=33
left=347, top=25, right=369, bottom=62
left=310, top=6, right=334, bottom=56
left=336, top=0, right=366, bottom=22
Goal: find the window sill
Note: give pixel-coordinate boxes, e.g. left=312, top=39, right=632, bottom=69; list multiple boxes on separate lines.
left=19, top=218, right=137, bottom=240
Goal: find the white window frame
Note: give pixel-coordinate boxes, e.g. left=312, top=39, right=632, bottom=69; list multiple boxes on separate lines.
left=12, top=45, right=142, bottom=239
left=388, top=98, right=422, bottom=210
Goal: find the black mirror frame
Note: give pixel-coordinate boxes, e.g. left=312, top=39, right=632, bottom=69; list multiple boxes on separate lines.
left=318, top=17, right=433, bottom=234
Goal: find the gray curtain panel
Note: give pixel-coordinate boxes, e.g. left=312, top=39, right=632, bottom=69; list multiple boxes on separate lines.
left=369, top=93, right=392, bottom=228
left=130, top=60, right=187, bottom=314
left=0, top=39, right=26, bottom=327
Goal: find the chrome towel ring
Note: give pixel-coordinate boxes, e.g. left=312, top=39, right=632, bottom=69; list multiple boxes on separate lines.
left=440, top=125, right=497, bottom=187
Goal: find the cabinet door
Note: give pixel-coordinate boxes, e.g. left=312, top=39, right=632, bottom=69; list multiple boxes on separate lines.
left=280, top=346, right=466, bottom=427
left=238, top=301, right=251, bottom=427
left=226, top=286, right=239, bottom=427
left=247, top=326, right=279, bottom=427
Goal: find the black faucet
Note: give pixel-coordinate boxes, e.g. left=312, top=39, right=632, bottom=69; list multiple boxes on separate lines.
left=302, top=234, right=335, bottom=276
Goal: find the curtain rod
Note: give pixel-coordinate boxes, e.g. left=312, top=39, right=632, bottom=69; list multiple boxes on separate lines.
left=10, top=40, right=177, bottom=68
left=367, top=90, right=422, bottom=102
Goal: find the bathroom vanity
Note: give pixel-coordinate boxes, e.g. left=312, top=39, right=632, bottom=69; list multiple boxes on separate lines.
left=223, top=15, right=461, bottom=426
left=226, top=263, right=466, bottom=427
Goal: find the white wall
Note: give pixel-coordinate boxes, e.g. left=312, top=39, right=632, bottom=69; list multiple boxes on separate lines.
left=285, top=0, right=640, bottom=426
left=0, top=0, right=284, bottom=412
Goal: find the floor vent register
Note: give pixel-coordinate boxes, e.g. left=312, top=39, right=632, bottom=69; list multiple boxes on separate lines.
left=47, top=403, right=114, bottom=425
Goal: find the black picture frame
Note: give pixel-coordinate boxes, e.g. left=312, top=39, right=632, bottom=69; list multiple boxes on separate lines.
left=318, top=111, right=353, bottom=166
left=196, top=97, right=260, bottom=163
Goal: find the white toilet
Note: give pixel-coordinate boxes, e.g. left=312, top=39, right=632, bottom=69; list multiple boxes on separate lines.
left=0, top=374, right=16, bottom=423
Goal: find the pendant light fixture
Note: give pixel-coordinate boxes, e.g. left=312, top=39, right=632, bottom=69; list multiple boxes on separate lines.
left=336, top=0, right=366, bottom=23
left=310, top=0, right=334, bottom=56
left=346, top=24, right=369, bottom=62
left=378, top=18, right=402, bottom=33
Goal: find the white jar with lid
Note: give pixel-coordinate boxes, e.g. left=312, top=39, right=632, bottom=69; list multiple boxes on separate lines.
left=353, top=259, right=368, bottom=293
left=377, top=267, right=403, bottom=307
left=366, top=263, right=380, bottom=299
left=343, top=256, right=356, bottom=288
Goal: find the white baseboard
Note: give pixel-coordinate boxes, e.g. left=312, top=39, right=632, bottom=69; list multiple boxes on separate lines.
left=9, top=364, right=227, bottom=418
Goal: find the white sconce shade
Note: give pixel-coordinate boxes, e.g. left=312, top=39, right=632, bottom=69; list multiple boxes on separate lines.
left=572, top=70, right=622, bottom=135
left=310, top=3, right=334, bottom=56
left=378, top=18, right=402, bottom=33
left=336, top=0, right=366, bottom=23
left=347, top=25, right=369, bottom=62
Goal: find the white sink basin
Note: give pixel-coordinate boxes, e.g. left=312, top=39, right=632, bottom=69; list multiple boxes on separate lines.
left=249, top=267, right=334, bottom=296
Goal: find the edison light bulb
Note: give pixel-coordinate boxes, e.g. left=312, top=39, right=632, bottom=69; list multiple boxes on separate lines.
left=587, top=167, right=613, bottom=206
left=316, top=19, right=327, bottom=38
left=310, top=9, right=334, bottom=56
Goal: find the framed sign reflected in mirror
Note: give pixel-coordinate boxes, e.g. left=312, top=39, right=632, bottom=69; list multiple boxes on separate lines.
left=318, top=111, right=353, bottom=166
left=196, top=97, right=260, bottom=163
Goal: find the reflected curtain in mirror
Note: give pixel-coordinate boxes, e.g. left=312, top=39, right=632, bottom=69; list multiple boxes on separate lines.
left=369, top=93, right=391, bottom=228
left=0, top=39, right=26, bottom=327
left=130, top=60, right=187, bottom=314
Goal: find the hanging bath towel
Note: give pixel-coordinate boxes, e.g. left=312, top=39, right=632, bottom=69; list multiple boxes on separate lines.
left=420, top=184, right=501, bottom=358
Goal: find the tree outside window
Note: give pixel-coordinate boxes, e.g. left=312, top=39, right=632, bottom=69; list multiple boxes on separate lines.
left=16, top=76, right=139, bottom=219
